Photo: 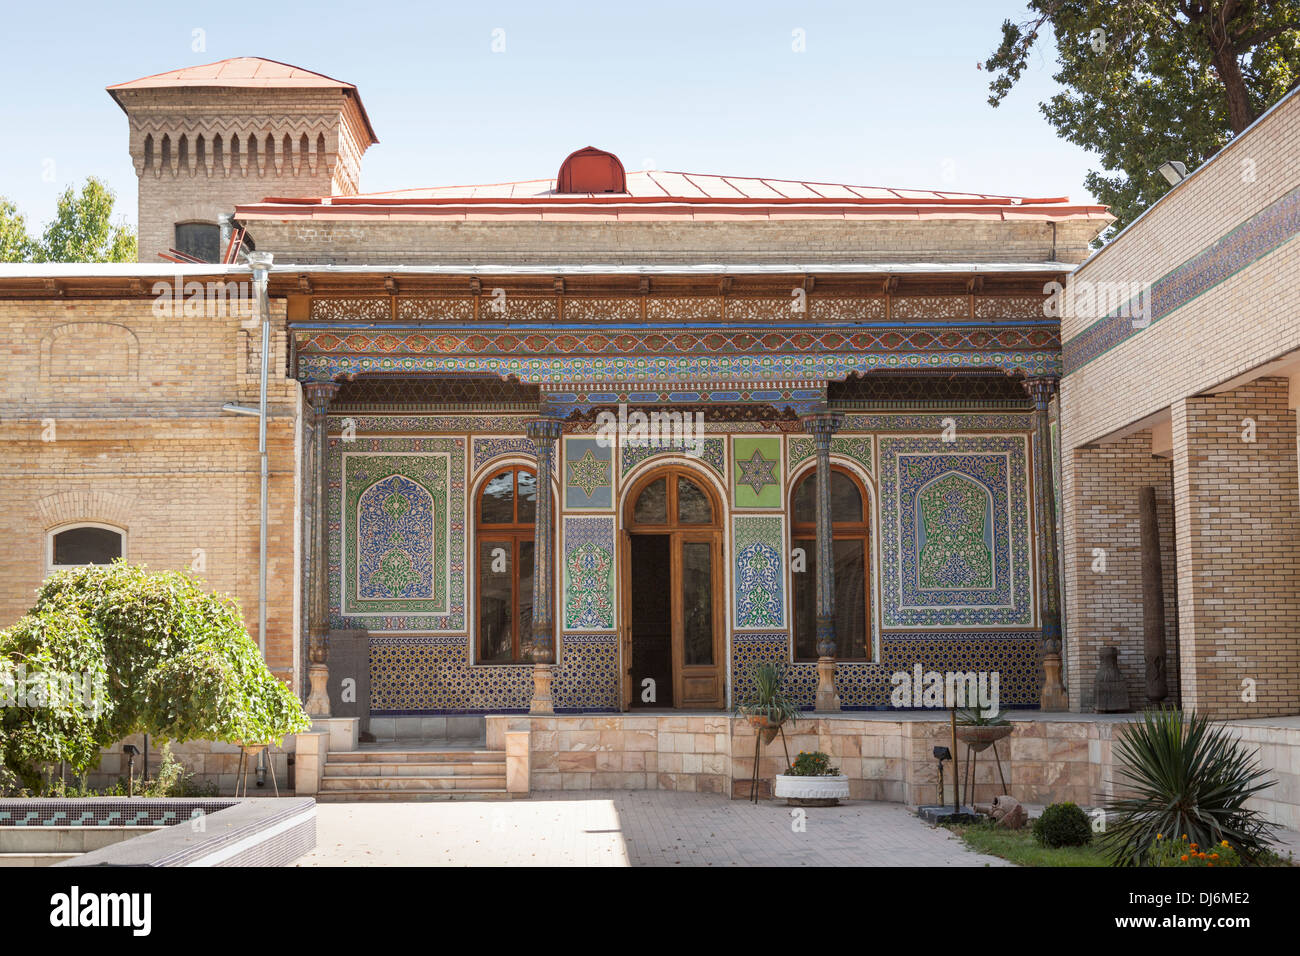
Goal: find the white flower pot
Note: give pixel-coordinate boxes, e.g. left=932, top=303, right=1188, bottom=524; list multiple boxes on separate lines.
left=773, top=774, right=850, bottom=806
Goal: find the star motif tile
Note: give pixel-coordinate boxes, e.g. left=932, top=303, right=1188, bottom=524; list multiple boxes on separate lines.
left=568, top=448, right=611, bottom=499
left=737, top=448, right=777, bottom=496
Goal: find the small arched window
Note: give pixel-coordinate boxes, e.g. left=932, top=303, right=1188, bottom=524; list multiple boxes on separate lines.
left=790, top=469, right=870, bottom=661
left=48, top=524, right=124, bottom=572
left=174, top=222, right=220, bottom=263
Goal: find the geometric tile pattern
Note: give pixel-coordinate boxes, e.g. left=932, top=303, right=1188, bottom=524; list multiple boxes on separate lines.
left=732, top=436, right=782, bottom=508
left=367, top=633, right=619, bottom=713
left=730, top=631, right=1041, bottom=710
left=879, top=435, right=1032, bottom=627
left=733, top=515, right=785, bottom=629
left=1064, top=182, right=1300, bottom=375
left=620, top=436, right=725, bottom=480
left=563, top=437, right=613, bottom=510
left=788, top=434, right=873, bottom=475
left=563, top=516, right=616, bottom=631
left=329, top=437, right=466, bottom=631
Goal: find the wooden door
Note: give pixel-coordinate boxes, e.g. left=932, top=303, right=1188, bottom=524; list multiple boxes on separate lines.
left=624, top=468, right=724, bottom=710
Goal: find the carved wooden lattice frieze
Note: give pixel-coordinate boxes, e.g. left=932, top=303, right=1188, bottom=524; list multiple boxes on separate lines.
left=891, top=295, right=968, bottom=319
left=563, top=297, right=641, bottom=323
left=311, top=297, right=390, bottom=322
left=397, top=298, right=475, bottom=322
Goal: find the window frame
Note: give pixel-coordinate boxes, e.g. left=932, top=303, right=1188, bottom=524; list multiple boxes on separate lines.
left=46, top=522, right=127, bottom=574
left=473, top=464, right=549, bottom=666
left=789, top=466, right=872, bottom=662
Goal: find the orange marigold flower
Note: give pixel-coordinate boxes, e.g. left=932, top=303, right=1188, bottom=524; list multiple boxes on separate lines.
left=1156, top=833, right=1163, bottom=840
left=1221, top=840, right=1230, bottom=848
left=1190, top=843, right=1198, bottom=850
left=1181, top=854, right=1189, bottom=862
left=1211, top=853, right=1219, bottom=860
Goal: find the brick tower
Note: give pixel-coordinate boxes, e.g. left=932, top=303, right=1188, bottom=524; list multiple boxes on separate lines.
left=107, top=57, right=378, bottom=263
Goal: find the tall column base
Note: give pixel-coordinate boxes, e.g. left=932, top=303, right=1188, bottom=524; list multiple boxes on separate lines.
left=1040, top=653, right=1068, bottom=712
left=306, top=662, right=331, bottom=718
left=529, top=663, right=555, bottom=715
left=815, top=657, right=841, bottom=712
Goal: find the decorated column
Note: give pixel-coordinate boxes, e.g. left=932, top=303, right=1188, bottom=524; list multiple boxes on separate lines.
left=803, top=408, right=844, bottom=711
left=525, top=415, right=564, bottom=714
left=303, top=381, right=339, bottom=717
left=1025, top=376, right=1068, bottom=711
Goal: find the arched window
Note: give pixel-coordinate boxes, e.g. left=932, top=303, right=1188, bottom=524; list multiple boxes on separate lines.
left=47, top=523, right=124, bottom=572
left=174, top=222, right=220, bottom=263
left=476, top=465, right=538, bottom=664
left=790, top=468, right=870, bottom=661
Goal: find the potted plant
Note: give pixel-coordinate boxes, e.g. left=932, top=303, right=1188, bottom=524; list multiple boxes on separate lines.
left=733, top=662, right=800, bottom=744
left=775, top=750, right=850, bottom=806
left=955, top=707, right=1012, bottom=752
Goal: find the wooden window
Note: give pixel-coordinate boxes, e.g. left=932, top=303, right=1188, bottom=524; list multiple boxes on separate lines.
left=476, top=466, right=539, bottom=664
left=790, top=468, right=870, bottom=661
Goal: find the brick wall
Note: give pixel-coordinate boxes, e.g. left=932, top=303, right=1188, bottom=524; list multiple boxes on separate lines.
left=1170, top=378, right=1300, bottom=718
left=244, top=217, right=1102, bottom=267
left=1061, top=431, right=1179, bottom=711
left=0, top=297, right=303, bottom=688
left=1061, top=90, right=1300, bottom=448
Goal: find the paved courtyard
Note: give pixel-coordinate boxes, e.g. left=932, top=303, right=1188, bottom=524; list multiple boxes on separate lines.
left=298, top=792, right=1011, bottom=866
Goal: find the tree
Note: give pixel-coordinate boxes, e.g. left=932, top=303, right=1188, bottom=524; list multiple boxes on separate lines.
left=36, top=177, right=137, bottom=262
left=0, top=177, right=136, bottom=263
left=0, top=199, right=34, bottom=262
left=0, top=563, right=309, bottom=791
left=985, top=1, right=1300, bottom=235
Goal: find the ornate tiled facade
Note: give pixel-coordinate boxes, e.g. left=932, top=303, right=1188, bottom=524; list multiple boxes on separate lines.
left=878, top=435, right=1033, bottom=627
left=330, top=414, right=1039, bottom=712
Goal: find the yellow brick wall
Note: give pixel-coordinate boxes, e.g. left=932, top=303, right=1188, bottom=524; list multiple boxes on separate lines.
left=1060, top=431, right=1180, bottom=711
left=0, top=297, right=303, bottom=688
left=1061, top=91, right=1300, bottom=448
left=1170, top=378, right=1300, bottom=718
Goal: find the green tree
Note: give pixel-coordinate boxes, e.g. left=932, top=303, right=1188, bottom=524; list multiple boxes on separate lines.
left=0, top=199, right=35, bottom=262
left=1, top=563, right=309, bottom=791
left=985, top=1, right=1300, bottom=235
left=0, top=177, right=136, bottom=263
left=36, top=176, right=137, bottom=262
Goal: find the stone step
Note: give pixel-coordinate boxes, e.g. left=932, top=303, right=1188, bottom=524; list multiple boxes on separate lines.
left=320, top=774, right=507, bottom=791
left=323, top=761, right=507, bottom=777
left=326, top=749, right=505, bottom=764
left=314, top=789, right=515, bottom=803
left=0, top=852, right=78, bottom=867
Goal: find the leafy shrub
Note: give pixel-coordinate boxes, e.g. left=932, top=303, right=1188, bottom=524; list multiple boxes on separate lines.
left=733, top=662, right=801, bottom=727
left=786, top=751, right=839, bottom=776
left=1, top=563, right=309, bottom=790
left=1100, top=709, right=1276, bottom=866
left=1033, top=802, right=1093, bottom=848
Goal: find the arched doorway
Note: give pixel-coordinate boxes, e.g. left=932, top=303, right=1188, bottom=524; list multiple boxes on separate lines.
left=621, top=467, right=725, bottom=710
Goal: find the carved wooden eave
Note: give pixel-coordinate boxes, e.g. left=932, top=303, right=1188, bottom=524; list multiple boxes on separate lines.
left=0, top=266, right=1069, bottom=305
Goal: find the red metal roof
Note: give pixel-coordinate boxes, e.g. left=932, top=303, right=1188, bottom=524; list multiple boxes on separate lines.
left=107, top=58, right=378, bottom=145
left=238, top=166, right=1107, bottom=223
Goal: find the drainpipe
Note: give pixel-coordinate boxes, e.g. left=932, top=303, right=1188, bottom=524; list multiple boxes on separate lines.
left=217, top=213, right=234, bottom=261
left=223, top=252, right=274, bottom=787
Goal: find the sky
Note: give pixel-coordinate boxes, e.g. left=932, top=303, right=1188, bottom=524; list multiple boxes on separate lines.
left=0, top=0, right=1103, bottom=231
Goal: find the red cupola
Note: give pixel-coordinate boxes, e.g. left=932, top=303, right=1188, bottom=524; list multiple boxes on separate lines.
left=555, top=146, right=627, bottom=194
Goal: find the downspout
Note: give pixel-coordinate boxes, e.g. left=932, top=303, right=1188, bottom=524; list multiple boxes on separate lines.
left=251, top=252, right=272, bottom=787
left=214, top=252, right=270, bottom=786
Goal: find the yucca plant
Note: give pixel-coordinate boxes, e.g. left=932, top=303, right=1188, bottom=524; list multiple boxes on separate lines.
left=733, top=662, right=801, bottom=728
left=1100, top=709, right=1277, bottom=866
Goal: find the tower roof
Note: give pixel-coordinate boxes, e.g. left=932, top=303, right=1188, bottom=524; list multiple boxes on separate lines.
left=107, top=57, right=378, bottom=144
